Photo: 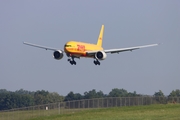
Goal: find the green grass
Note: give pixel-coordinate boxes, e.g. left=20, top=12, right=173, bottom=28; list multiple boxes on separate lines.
left=28, top=104, right=180, bottom=120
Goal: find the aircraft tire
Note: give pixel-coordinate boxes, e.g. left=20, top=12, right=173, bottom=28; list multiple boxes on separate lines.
left=94, top=60, right=98, bottom=65
left=94, top=60, right=96, bottom=65
left=70, top=61, right=73, bottom=65
left=70, top=60, right=76, bottom=65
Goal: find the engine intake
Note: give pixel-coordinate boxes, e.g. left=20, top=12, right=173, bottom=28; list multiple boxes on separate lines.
left=53, top=50, right=63, bottom=60
left=95, top=51, right=107, bottom=60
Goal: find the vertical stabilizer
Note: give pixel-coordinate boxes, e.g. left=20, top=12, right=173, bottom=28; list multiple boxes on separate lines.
left=97, top=25, right=104, bottom=47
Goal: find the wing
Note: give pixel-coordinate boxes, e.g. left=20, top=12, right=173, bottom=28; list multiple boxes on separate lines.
left=23, top=42, right=61, bottom=51
left=104, top=44, right=158, bottom=54
left=86, top=44, right=158, bottom=55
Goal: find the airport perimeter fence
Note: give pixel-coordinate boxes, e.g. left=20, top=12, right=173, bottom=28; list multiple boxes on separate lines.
left=0, top=96, right=179, bottom=120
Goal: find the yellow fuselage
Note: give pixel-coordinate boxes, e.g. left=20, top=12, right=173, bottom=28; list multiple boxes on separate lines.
left=64, top=41, right=103, bottom=57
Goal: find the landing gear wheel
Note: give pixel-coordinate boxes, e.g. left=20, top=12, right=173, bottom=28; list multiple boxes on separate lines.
left=68, top=58, right=71, bottom=61
left=73, top=61, right=76, bottom=65
left=94, top=60, right=97, bottom=65
left=94, top=60, right=100, bottom=65
left=70, top=61, right=73, bottom=65
left=70, top=60, right=76, bottom=65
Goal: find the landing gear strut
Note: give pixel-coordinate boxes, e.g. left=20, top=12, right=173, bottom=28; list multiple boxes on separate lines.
left=68, top=57, right=76, bottom=65
left=94, top=59, right=100, bottom=65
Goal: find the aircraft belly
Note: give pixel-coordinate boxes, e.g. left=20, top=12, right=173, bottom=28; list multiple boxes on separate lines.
left=66, top=51, right=94, bottom=58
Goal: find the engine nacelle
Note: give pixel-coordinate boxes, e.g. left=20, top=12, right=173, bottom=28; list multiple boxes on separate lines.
left=95, top=51, right=107, bottom=60
left=53, top=50, right=64, bottom=60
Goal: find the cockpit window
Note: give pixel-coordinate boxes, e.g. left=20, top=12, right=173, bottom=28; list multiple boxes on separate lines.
left=65, top=45, right=72, bottom=47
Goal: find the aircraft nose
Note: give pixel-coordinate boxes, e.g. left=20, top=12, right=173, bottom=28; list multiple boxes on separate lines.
left=64, top=46, right=71, bottom=53
left=64, top=44, right=73, bottom=52
left=64, top=46, right=68, bottom=52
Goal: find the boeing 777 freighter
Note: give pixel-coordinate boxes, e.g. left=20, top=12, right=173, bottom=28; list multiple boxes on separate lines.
left=24, top=25, right=158, bottom=65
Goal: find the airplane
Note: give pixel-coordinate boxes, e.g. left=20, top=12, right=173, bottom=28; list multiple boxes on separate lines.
left=23, top=25, right=158, bottom=65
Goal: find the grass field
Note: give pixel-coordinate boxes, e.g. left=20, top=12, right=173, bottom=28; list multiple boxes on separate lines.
left=28, top=104, right=180, bottom=120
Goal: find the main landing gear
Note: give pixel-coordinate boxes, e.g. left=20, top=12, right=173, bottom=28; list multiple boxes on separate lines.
left=94, top=59, right=100, bottom=65
left=68, top=57, right=76, bottom=65
left=67, top=56, right=100, bottom=65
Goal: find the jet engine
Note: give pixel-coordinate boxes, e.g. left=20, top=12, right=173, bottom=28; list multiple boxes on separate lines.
left=53, top=50, right=64, bottom=60
left=95, top=51, right=107, bottom=60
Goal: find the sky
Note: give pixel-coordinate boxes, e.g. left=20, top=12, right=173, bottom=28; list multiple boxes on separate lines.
left=0, top=0, right=180, bottom=96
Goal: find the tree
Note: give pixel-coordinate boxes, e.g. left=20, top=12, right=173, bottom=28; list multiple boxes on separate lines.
left=34, top=90, right=49, bottom=105
left=0, top=89, right=8, bottom=93
left=96, top=90, right=104, bottom=98
left=109, top=88, right=128, bottom=97
left=15, top=89, right=34, bottom=95
left=154, top=90, right=164, bottom=97
left=84, top=89, right=96, bottom=99
left=169, top=89, right=180, bottom=97
left=74, top=93, right=83, bottom=100
left=154, top=90, right=166, bottom=104
left=84, top=89, right=104, bottom=99
left=64, top=91, right=76, bottom=101
left=48, top=92, right=64, bottom=102
left=128, top=91, right=139, bottom=97
left=0, top=89, right=63, bottom=110
left=0, top=92, right=12, bottom=110
left=65, top=92, right=84, bottom=101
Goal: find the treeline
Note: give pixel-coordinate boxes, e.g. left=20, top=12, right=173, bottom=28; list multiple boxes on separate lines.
left=64, top=89, right=139, bottom=101
left=0, top=89, right=63, bottom=110
left=0, top=88, right=180, bottom=110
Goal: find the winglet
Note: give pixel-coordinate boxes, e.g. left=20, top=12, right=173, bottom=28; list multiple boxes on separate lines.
left=96, top=25, right=104, bottom=47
